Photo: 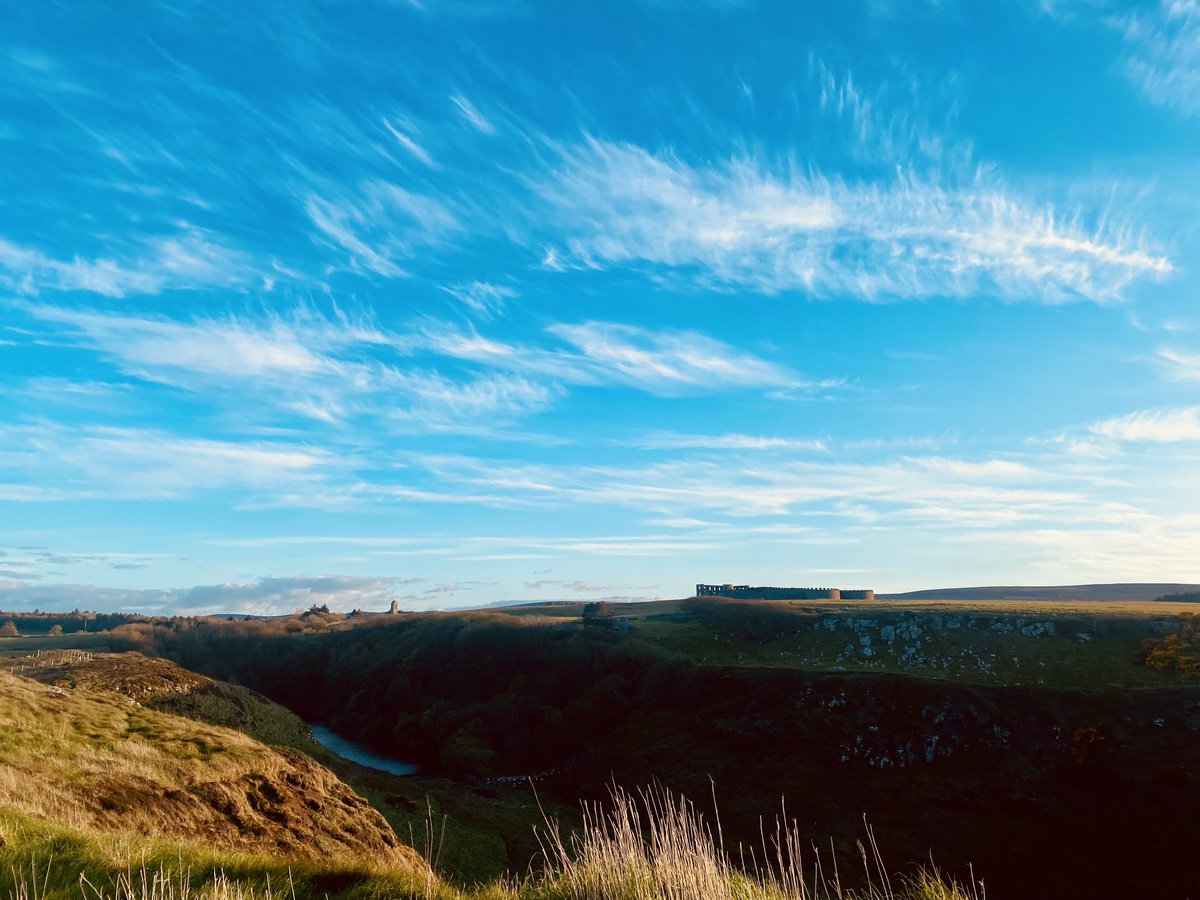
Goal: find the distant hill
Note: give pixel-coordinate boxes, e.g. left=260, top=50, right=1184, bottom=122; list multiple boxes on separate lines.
left=883, top=583, right=1200, bottom=601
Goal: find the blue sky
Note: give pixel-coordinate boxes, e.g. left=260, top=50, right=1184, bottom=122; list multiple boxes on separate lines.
left=2, top=0, right=1200, bottom=614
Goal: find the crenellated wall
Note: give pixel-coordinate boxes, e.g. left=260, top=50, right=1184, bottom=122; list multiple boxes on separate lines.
left=695, top=584, right=875, bottom=600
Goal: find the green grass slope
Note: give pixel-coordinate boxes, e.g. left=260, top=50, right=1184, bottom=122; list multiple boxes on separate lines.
left=0, top=664, right=423, bottom=869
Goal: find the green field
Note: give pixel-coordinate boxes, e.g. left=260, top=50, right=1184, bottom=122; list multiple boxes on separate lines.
left=493, top=596, right=1197, bottom=688
left=0, top=631, right=114, bottom=656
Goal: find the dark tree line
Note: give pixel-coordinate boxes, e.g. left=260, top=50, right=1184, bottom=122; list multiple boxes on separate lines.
left=112, top=613, right=691, bottom=777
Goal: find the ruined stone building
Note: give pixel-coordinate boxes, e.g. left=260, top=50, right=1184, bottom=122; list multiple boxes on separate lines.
left=695, top=584, right=875, bottom=601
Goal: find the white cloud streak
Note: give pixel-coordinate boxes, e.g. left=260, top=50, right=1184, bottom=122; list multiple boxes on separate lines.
left=22, top=304, right=556, bottom=429
left=382, top=117, right=437, bottom=167
left=632, top=433, right=828, bottom=451
left=0, top=230, right=255, bottom=298
left=450, top=94, right=496, bottom=133
left=0, top=423, right=330, bottom=501
left=21, top=304, right=806, bottom=439
left=304, top=180, right=461, bottom=278
left=1091, top=406, right=1200, bottom=442
left=1120, top=0, right=1200, bottom=117
left=1158, top=346, right=1200, bottom=381
left=441, top=281, right=516, bottom=317
left=546, top=321, right=793, bottom=393
left=407, top=450, right=1106, bottom=525
left=538, top=138, right=1170, bottom=302
left=417, top=320, right=805, bottom=395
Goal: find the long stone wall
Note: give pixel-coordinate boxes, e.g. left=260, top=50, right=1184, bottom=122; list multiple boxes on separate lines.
left=841, top=589, right=876, bottom=600
left=696, top=584, right=875, bottom=601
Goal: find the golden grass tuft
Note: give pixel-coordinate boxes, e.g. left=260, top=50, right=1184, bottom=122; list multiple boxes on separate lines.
left=530, top=784, right=983, bottom=900
left=0, top=783, right=982, bottom=900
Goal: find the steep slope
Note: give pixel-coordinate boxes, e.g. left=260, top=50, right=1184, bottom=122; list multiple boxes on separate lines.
left=1, top=650, right=324, bottom=754
left=0, top=657, right=423, bottom=869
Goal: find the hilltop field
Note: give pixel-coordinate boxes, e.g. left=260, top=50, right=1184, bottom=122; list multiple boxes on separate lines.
left=0, top=591, right=1197, bottom=898
left=491, top=593, right=1200, bottom=687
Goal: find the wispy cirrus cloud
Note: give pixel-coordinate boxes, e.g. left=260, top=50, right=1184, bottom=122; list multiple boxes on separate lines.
left=405, top=449, right=1107, bottom=525
left=382, top=116, right=437, bottom=167
left=417, top=320, right=806, bottom=394
left=27, top=304, right=336, bottom=379
left=304, top=179, right=462, bottom=278
left=537, top=138, right=1170, bottom=302
left=441, top=281, right=517, bottom=317
left=0, top=423, right=331, bottom=502
left=0, top=230, right=257, bottom=298
left=21, top=304, right=803, bottom=434
left=395, top=0, right=532, bottom=19
left=1119, top=0, right=1200, bottom=118
left=631, top=432, right=828, bottom=451
left=1158, top=346, right=1200, bottom=381
left=450, top=94, right=496, bottom=134
left=1090, top=405, right=1200, bottom=442
left=546, top=321, right=794, bottom=393
left=20, top=303, right=555, bottom=428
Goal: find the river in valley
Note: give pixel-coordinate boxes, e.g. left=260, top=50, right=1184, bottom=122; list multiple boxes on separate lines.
left=307, top=723, right=421, bottom=776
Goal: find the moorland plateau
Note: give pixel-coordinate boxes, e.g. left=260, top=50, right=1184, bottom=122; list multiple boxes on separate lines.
left=0, top=589, right=1198, bottom=899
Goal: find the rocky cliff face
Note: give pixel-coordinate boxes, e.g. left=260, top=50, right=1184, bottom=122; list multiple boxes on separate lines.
left=586, top=664, right=1200, bottom=900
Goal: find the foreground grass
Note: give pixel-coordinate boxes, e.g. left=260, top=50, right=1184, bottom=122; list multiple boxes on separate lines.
left=0, top=808, right=442, bottom=900
left=0, top=786, right=981, bottom=900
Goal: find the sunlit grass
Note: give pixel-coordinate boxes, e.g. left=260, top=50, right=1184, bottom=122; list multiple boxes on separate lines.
left=0, top=785, right=981, bottom=900
left=529, top=784, right=982, bottom=900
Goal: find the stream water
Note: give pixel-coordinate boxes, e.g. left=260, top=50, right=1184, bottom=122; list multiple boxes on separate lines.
left=307, top=723, right=421, bottom=776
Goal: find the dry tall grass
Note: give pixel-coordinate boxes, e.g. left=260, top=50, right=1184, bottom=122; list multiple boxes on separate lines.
left=530, top=784, right=983, bottom=900
left=7, top=857, right=294, bottom=900
left=2, top=783, right=981, bottom=900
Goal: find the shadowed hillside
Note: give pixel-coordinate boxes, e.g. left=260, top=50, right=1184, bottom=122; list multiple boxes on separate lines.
left=106, top=606, right=1200, bottom=899
left=0, top=652, right=983, bottom=900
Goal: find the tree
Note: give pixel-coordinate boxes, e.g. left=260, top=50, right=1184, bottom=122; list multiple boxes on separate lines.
left=47, top=624, right=63, bottom=636
left=0, top=620, right=19, bottom=638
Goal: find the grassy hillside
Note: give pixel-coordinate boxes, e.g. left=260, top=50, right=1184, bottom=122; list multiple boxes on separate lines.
left=0, top=653, right=980, bottom=900
left=0, top=649, right=330, bottom=755
left=104, top=605, right=1200, bottom=898
left=0, top=649, right=576, bottom=887
left=0, top=663, right=422, bottom=867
